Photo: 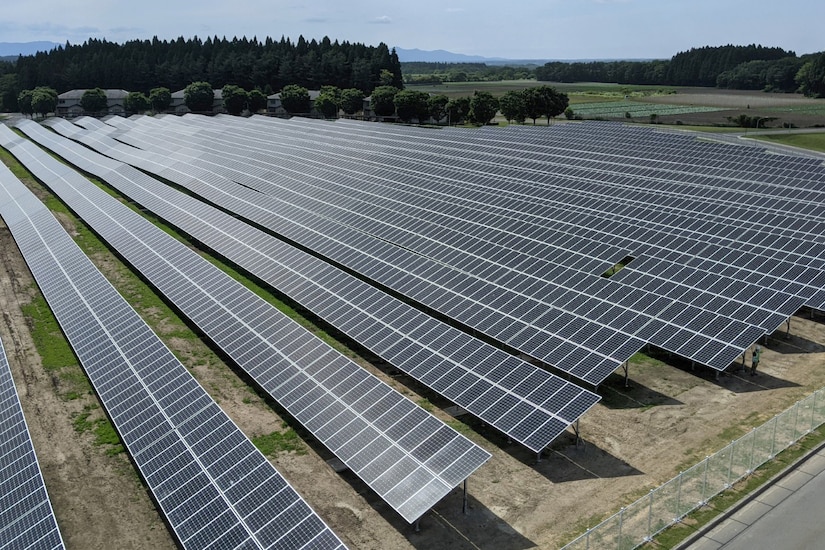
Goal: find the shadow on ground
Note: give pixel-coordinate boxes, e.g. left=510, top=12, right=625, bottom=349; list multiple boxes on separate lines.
left=335, top=468, right=537, bottom=550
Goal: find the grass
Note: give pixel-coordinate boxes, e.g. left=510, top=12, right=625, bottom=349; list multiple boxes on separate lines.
left=252, top=424, right=307, bottom=456
left=750, top=131, right=825, bottom=153
left=72, top=405, right=125, bottom=456
left=653, top=427, right=825, bottom=548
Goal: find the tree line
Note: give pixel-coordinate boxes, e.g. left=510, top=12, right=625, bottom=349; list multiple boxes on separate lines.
left=0, top=34, right=403, bottom=111
left=535, top=44, right=825, bottom=96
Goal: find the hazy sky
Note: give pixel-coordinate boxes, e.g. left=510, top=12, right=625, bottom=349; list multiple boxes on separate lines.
left=1, top=0, right=822, bottom=59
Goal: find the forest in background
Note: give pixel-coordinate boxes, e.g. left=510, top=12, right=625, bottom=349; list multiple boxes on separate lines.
left=0, top=35, right=403, bottom=111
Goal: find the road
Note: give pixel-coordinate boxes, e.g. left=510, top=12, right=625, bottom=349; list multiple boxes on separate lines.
left=684, top=445, right=825, bottom=549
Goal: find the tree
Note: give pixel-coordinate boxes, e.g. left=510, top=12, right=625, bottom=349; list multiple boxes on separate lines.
left=315, top=93, right=339, bottom=118
left=340, top=88, right=365, bottom=115
left=279, top=84, right=311, bottom=114
left=498, top=90, right=526, bottom=124
left=222, top=84, right=249, bottom=115
left=124, top=91, right=150, bottom=114
left=248, top=89, right=267, bottom=112
left=446, top=96, right=470, bottom=125
left=522, top=87, right=543, bottom=124
left=0, top=74, right=19, bottom=112
left=370, top=85, right=399, bottom=118
left=393, top=89, right=429, bottom=123
left=184, top=81, right=215, bottom=112
left=538, top=85, right=569, bottom=123
left=80, top=88, right=108, bottom=114
left=18, top=89, right=33, bottom=118
left=468, top=91, right=498, bottom=125
left=379, top=68, right=395, bottom=87
left=796, top=53, right=825, bottom=97
left=523, top=85, right=569, bottom=124
left=31, top=87, right=57, bottom=117
left=427, top=94, right=449, bottom=124
left=149, top=87, right=171, bottom=112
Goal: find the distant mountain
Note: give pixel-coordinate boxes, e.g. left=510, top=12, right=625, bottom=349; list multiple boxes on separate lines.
left=394, top=47, right=508, bottom=63
left=393, top=47, right=657, bottom=66
left=0, top=41, right=61, bottom=57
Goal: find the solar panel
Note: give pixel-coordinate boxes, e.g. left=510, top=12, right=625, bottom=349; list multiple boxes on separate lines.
left=33, top=118, right=601, bottom=453
left=0, top=331, right=65, bottom=550
left=5, top=122, right=491, bottom=523
left=0, top=139, right=346, bottom=550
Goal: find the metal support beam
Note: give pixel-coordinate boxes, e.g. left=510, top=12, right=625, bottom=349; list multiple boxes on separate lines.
left=786, top=318, right=791, bottom=339
left=414, top=518, right=420, bottom=533
left=622, top=361, right=629, bottom=388
left=462, top=479, right=468, bottom=515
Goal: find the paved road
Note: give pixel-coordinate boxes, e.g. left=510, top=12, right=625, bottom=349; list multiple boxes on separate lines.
left=684, top=445, right=825, bottom=550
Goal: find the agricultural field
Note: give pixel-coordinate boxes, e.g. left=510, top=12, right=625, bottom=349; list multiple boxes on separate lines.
left=406, top=80, right=825, bottom=128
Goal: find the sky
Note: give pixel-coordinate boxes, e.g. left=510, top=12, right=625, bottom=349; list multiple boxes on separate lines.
left=1, top=0, right=823, bottom=60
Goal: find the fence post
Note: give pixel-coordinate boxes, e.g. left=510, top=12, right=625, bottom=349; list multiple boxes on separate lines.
left=748, top=427, right=756, bottom=473
left=727, top=440, right=735, bottom=487
left=618, top=507, right=624, bottom=549
left=770, top=415, right=778, bottom=458
left=811, top=391, right=818, bottom=433
left=675, top=472, right=683, bottom=520
left=701, top=456, right=710, bottom=504
left=793, top=401, right=800, bottom=442
left=585, top=527, right=590, bottom=550
left=646, top=489, right=654, bottom=540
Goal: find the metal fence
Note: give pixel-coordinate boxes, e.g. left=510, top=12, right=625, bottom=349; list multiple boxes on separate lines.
left=560, top=388, right=825, bottom=550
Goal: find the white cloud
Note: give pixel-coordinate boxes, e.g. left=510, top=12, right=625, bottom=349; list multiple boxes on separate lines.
left=369, top=15, right=392, bottom=24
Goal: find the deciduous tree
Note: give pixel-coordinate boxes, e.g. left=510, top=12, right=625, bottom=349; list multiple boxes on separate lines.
left=446, top=96, right=470, bottom=125
left=18, top=89, right=33, bottom=118
left=184, top=81, right=215, bottom=112
left=124, top=91, right=150, bottom=114
left=340, top=88, right=365, bottom=115
left=31, top=87, right=57, bottom=117
left=370, top=85, right=399, bottom=118
left=468, top=91, right=498, bottom=125
left=222, top=84, right=249, bottom=115
left=427, top=94, right=449, bottom=124
left=393, top=89, right=429, bottom=123
left=499, top=90, right=526, bottom=124
left=279, top=84, right=311, bottom=114
left=315, top=93, right=339, bottom=118
left=248, top=89, right=267, bottom=112
left=81, top=88, right=108, bottom=114
left=149, top=87, right=171, bottom=112
left=796, top=53, right=825, bottom=97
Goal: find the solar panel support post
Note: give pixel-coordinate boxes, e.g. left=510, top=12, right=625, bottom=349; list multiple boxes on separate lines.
left=621, top=361, right=629, bottom=388
left=414, top=518, right=421, bottom=533
left=573, top=418, right=583, bottom=448
left=785, top=318, right=791, bottom=339
left=462, top=479, right=468, bottom=515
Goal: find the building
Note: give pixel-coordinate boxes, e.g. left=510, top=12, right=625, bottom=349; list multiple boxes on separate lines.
left=56, top=89, right=129, bottom=117
left=169, top=89, right=226, bottom=114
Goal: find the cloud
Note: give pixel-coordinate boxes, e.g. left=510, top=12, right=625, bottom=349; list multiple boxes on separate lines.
left=369, top=15, right=392, bottom=24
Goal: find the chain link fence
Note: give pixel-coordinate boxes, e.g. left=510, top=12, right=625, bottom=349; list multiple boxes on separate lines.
left=560, top=388, right=825, bottom=550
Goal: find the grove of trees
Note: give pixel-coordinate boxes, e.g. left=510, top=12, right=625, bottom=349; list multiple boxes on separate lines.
left=0, top=34, right=402, bottom=112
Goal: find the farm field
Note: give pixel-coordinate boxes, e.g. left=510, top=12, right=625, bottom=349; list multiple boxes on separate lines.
left=2, top=120, right=825, bottom=550
left=407, top=81, right=825, bottom=128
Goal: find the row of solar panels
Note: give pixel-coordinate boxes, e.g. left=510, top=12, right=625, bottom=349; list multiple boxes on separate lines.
left=86, top=114, right=815, bottom=383
left=0, top=153, right=347, bottom=549
left=0, top=332, right=64, bottom=550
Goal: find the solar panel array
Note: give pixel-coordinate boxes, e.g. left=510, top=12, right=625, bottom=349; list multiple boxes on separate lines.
left=7, top=121, right=491, bottom=524
left=145, top=118, right=824, bottom=374
left=0, top=329, right=65, bottom=550
left=0, top=142, right=347, bottom=549
left=109, top=114, right=825, bottom=381
left=35, top=117, right=600, bottom=453
left=72, top=117, right=761, bottom=385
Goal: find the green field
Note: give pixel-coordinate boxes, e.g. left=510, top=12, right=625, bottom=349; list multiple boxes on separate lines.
left=567, top=100, right=723, bottom=119
left=751, top=132, right=825, bottom=152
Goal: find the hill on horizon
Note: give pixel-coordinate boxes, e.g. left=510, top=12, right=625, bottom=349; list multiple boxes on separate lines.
left=0, top=41, right=62, bottom=57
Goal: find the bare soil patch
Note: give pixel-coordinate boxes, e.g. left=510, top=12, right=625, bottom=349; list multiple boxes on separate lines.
left=3, top=147, right=825, bottom=550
